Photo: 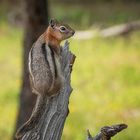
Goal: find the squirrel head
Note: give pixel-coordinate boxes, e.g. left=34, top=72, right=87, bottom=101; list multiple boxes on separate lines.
left=45, top=19, right=75, bottom=47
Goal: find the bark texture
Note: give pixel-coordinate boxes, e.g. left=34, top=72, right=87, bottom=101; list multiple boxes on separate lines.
left=13, top=0, right=48, bottom=139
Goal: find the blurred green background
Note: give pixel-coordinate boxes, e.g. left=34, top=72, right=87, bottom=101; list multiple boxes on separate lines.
left=0, top=0, right=140, bottom=139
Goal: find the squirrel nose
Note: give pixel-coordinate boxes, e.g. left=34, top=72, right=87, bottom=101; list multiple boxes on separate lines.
left=72, top=31, right=75, bottom=35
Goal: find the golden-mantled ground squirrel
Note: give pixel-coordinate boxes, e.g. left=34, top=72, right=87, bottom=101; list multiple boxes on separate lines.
left=16, top=19, right=75, bottom=139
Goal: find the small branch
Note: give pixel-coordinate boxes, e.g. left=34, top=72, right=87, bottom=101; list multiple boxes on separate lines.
left=21, top=41, right=75, bottom=140
left=74, top=20, right=140, bottom=40
left=100, top=20, right=140, bottom=37
left=87, top=124, right=128, bottom=140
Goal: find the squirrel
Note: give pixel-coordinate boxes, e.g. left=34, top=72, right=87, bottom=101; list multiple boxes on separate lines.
left=15, top=18, right=75, bottom=139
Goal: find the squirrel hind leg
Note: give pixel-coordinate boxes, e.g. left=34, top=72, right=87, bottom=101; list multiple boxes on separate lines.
left=48, top=77, right=64, bottom=96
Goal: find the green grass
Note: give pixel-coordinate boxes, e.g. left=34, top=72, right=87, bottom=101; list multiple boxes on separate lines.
left=0, top=2, right=140, bottom=140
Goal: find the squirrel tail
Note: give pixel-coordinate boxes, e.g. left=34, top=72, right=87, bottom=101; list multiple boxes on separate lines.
left=15, top=94, right=47, bottom=139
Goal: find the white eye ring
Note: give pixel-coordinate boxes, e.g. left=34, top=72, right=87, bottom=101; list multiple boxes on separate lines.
left=59, top=26, right=67, bottom=32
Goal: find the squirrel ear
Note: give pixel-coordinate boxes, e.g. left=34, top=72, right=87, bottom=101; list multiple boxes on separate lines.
left=49, top=18, right=58, bottom=28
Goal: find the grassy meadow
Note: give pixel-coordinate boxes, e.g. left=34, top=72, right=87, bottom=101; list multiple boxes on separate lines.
left=0, top=2, right=140, bottom=140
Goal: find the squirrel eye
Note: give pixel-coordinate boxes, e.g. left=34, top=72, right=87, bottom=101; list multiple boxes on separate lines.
left=59, top=26, right=66, bottom=32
